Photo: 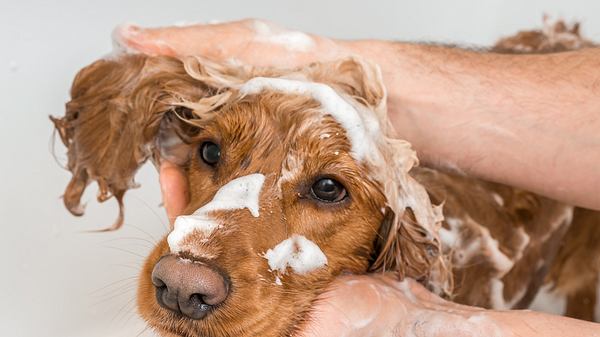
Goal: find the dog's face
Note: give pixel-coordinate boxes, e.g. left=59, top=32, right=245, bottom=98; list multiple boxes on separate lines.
left=53, top=54, right=445, bottom=337
left=138, top=92, right=392, bottom=336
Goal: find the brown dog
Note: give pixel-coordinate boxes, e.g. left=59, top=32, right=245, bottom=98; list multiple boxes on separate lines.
left=52, top=20, right=599, bottom=336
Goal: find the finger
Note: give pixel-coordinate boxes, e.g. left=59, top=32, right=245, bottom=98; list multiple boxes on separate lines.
left=159, top=161, right=189, bottom=225
left=114, top=21, right=246, bottom=57
left=113, top=23, right=178, bottom=56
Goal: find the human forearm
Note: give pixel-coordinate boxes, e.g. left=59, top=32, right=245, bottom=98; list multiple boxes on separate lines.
left=341, top=40, right=600, bottom=209
left=121, top=20, right=600, bottom=209
left=490, top=309, right=600, bottom=337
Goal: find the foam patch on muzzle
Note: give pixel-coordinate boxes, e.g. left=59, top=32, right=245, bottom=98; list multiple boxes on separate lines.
left=264, top=234, right=328, bottom=275
left=168, top=173, right=265, bottom=253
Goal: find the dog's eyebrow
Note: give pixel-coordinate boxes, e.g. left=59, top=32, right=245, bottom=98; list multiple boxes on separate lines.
left=239, top=77, right=379, bottom=161
left=168, top=173, right=265, bottom=253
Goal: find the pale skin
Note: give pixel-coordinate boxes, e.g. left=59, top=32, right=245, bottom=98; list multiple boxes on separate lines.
left=123, top=19, right=600, bottom=336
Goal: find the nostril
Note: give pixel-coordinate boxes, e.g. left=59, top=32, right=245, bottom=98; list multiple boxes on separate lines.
left=187, top=293, right=213, bottom=317
left=151, top=275, right=166, bottom=288
left=189, top=294, right=207, bottom=309
left=154, top=286, right=181, bottom=314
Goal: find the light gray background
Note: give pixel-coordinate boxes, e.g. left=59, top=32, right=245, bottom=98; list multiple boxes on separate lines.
left=1, top=1, right=598, bottom=336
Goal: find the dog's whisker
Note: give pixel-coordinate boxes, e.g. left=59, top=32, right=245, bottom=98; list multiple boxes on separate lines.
left=101, top=237, right=155, bottom=250
left=103, top=236, right=156, bottom=246
left=103, top=245, right=147, bottom=259
left=89, top=275, right=137, bottom=296
left=127, top=193, right=170, bottom=233
left=111, top=295, right=138, bottom=325
left=95, top=282, right=138, bottom=298
left=135, top=325, right=152, bottom=337
left=121, top=305, right=143, bottom=332
left=91, top=280, right=137, bottom=299
left=90, top=284, right=138, bottom=307
left=108, top=263, right=143, bottom=271
left=124, top=223, right=161, bottom=243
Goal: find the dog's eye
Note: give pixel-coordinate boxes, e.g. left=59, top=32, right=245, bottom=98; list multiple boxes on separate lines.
left=199, top=142, right=221, bottom=166
left=311, top=178, right=347, bottom=203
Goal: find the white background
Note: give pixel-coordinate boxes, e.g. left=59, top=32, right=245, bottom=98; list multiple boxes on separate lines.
left=1, top=1, right=598, bottom=336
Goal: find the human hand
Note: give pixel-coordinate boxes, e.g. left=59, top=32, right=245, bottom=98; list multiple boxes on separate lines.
left=114, top=19, right=349, bottom=68
left=298, top=273, right=503, bottom=337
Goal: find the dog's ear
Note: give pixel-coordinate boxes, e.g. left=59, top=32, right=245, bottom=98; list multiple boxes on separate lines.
left=370, top=207, right=436, bottom=280
left=370, top=206, right=451, bottom=295
left=51, top=54, right=216, bottom=230
left=302, top=57, right=386, bottom=110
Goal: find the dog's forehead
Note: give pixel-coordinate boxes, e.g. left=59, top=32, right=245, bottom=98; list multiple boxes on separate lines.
left=200, top=91, right=357, bottom=168
left=238, top=77, right=379, bottom=162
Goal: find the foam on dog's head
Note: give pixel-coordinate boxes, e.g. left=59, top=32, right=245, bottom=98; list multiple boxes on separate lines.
left=239, top=77, right=379, bottom=162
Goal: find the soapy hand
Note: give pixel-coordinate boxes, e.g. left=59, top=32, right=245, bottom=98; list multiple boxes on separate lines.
left=114, top=19, right=347, bottom=68
left=298, top=273, right=503, bottom=337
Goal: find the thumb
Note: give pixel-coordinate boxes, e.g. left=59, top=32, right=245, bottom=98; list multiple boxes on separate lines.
left=159, top=160, right=189, bottom=225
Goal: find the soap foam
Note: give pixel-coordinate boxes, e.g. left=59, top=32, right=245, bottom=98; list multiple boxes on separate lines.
left=240, top=77, right=376, bottom=161
left=168, top=173, right=265, bottom=253
left=251, top=20, right=315, bottom=52
left=264, top=234, right=328, bottom=274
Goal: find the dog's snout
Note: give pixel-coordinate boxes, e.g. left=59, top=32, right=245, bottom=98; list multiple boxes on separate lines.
left=151, top=255, right=229, bottom=320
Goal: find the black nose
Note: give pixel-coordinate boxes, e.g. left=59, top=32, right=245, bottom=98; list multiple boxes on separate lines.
left=151, top=255, right=230, bottom=320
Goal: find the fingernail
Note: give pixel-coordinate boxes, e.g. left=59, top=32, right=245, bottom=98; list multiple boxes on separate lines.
left=118, top=23, right=142, bottom=38
left=111, top=23, right=145, bottom=55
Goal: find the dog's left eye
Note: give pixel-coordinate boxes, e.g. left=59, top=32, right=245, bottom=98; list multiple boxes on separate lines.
left=199, top=142, right=221, bottom=166
left=311, top=178, right=347, bottom=203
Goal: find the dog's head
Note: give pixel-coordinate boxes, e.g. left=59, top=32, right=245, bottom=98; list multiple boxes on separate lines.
left=53, top=54, right=448, bottom=336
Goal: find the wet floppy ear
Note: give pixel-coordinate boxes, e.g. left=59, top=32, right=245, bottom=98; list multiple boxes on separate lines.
left=51, top=54, right=211, bottom=230
left=304, top=57, right=386, bottom=109
left=371, top=207, right=434, bottom=279
left=370, top=206, right=451, bottom=295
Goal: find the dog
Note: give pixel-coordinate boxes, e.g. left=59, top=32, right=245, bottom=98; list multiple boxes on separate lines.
left=51, top=19, right=599, bottom=336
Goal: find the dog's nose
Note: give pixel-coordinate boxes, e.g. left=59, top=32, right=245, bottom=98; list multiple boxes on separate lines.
left=151, top=255, right=230, bottom=320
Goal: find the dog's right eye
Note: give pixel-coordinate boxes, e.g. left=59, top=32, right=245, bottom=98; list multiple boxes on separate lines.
left=311, top=178, right=347, bottom=203
left=199, top=142, right=221, bottom=166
